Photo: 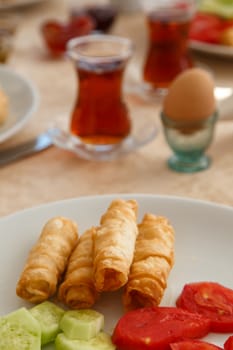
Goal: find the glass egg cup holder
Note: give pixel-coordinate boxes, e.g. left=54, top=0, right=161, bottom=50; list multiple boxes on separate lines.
left=161, top=111, right=218, bottom=173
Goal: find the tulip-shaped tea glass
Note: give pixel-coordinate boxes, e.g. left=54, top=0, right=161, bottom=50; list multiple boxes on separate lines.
left=139, top=0, right=195, bottom=99
left=161, top=111, right=218, bottom=173
left=67, top=34, right=133, bottom=152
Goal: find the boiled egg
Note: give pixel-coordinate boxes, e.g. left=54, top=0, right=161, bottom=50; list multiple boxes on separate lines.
left=163, top=68, right=216, bottom=122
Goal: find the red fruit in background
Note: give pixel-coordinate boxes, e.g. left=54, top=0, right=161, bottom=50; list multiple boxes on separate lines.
left=189, top=12, right=222, bottom=44
left=41, top=15, right=94, bottom=56
left=70, top=4, right=118, bottom=32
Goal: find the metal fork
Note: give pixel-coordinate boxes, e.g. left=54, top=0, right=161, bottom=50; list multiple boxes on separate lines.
left=0, top=131, right=53, bottom=166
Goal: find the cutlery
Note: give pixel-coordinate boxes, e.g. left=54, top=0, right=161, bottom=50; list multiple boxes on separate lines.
left=0, top=131, right=53, bottom=166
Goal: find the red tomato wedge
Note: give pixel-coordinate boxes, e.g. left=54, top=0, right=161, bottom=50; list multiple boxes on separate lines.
left=176, top=282, right=233, bottom=333
left=189, top=13, right=223, bottom=44
left=189, top=12, right=233, bottom=45
left=224, top=336, right=233, bottom=350
left=170, top=339, right=223, bottom=350
left=112, top=307, right=210, bottom=350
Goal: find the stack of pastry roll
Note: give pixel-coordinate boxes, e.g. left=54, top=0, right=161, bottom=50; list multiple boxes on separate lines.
left=93, top=199, right=138, bottom=292
left=58, top=227, right=99, bottom=309
left=16, top=217, right=78, bottom=303
left=123, top=213, right=175, bottom=310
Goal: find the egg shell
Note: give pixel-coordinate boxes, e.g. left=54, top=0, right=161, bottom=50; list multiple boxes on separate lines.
left=163, top=68, right=216, bottom=122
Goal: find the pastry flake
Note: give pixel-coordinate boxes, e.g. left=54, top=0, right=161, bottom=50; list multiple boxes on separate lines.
left=123, top=213, right=175, bottom=310
left=58, top=226, right=99, bottom=309
left=16, top=216, right=78, bottom=303
left=93, top=199, right=138, bottom=292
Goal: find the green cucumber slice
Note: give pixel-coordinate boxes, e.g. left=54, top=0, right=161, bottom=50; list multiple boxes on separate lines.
left=60, top=309, right=104, bottom=340
left=0, top=307, right=41, bottom=350
left=30, top=301, right=65, bottom=345
left=199, top=0, right=233, bottom=19
left=55, top=331, right=116, bottom=350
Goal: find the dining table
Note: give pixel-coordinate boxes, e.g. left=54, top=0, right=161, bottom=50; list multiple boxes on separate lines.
left=0, top=0, right=232, bottom=218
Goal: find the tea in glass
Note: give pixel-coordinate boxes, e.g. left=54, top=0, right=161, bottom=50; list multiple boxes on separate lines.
left=67, top=34, right=133, bottom=148
left=142, top=0, right=195, bottom=90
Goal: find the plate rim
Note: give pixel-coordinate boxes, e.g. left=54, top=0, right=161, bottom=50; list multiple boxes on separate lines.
left=1, top=193, right=232, bottom=222
left=189, top=39, right=233, bottom=58
left=0, top=65, right=39, bottom=143
left=1, top=193, right=232, bottom=348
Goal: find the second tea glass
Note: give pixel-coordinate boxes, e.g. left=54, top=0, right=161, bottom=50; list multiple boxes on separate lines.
left=67, top=34, right=133, bottom=151
left=140, top=0, right=196, bottom=98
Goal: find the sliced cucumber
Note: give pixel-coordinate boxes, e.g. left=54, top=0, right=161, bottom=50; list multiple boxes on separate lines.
left=55, top=331, right=116, bottom=350
left=30, top=301, right=65, bottom=345
left=59, top=309, right=104, bottom=340
left=0, top=307, right=41, bottom=350
left=199, top=0, right=233, bottom=19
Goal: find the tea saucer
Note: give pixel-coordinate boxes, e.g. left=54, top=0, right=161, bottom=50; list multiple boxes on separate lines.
left=48, top=120, right=158, bottom=161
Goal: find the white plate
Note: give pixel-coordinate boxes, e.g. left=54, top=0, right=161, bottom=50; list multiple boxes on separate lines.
left=0, top=0, right=46, bottom=9
left=190, top=40, right=233, bottom=58
left=0, top=65, right=39, bottom=143
left=0, top=194, right=232, bottom=349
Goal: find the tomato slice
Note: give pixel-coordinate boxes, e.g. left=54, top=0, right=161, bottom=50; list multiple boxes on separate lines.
left=176, top=282, right=233, bottom=333
left=189, top=13, right=222, bottom=44
left=170, top=339, right=223, bottom=350
left=224, top=336, right=233, bottom=350
left=112, top=307, right=210, bottom=350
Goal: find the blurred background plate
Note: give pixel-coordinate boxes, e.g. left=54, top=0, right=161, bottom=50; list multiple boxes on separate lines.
left=190, top=40, right=233, bottom=58
left=0, top=65, right=39, bottom=143
left=0, top=0, right=47, bottom=10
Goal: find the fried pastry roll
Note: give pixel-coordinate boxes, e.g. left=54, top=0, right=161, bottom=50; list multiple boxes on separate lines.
left=16, top=216, right=78, bottom=303
left=93, top=199, right=138, bottom=292
left=123, top=213, right=175, bottom=310
left=58, top=226, right=99, bottom=309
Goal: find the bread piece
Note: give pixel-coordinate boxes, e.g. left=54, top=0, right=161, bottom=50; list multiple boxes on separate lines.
left=123, top=213, right=175, bottom=310
left=58, top=226, right=99, bottom=309
left=16, top=216, right=78, bottom=303
left=0, top=87, right=9, bottom=125
left=93, top=199, right=138, bottom=292
left=220, top=27, right=233, bottom=47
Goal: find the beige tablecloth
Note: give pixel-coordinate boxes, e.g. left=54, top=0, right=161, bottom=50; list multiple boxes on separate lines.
left=0, top=0, right=232, bottom=217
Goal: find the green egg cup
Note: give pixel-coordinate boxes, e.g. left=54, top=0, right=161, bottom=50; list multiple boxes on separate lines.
left=161, top=111, right=218, bottom=173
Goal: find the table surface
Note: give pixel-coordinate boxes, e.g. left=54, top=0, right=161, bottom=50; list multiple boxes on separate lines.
left=0, top=0, right=232, bottom=217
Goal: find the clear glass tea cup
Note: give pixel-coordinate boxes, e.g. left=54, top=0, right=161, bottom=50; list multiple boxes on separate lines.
left=141, top=0, right=196, bottom=95
left=66, top=34, right=133, bottom=151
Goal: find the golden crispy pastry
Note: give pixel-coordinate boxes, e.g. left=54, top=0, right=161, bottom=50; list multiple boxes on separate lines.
left=93, top=199, right=138, bottom=292
left=123, top=213, right=175, bottom=310
left=58, top=226, right=99, bottom=309
left=0, top=87, right=9, bottom=125
left=16, top=216, right=78, bottom=303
